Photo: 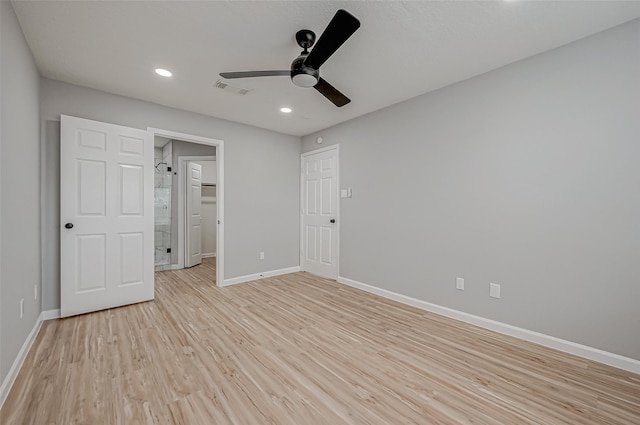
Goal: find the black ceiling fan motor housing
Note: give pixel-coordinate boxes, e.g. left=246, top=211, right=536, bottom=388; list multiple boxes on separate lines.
left=291, top=54, right=319, bottom=83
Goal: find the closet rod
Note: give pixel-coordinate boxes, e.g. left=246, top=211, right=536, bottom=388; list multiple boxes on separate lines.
left=202, top=183, right=216, bottom=187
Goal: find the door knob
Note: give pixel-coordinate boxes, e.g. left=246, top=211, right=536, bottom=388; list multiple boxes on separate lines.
left=65, top=223, right=74, bottom=229
left=330, top=219, right=336, bottom=223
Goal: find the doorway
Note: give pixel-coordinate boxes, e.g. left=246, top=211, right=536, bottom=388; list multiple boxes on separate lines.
left=149, top=128, right=224, bottom=287
left=178, top=156, right=217, bottom=269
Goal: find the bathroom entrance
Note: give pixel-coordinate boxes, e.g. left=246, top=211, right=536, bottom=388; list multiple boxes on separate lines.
left=152, top=131, right=222, bottom=285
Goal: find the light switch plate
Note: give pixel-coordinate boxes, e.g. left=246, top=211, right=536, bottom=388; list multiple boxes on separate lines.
left=340, top=189, right=348, bottom=198
left=490, top=283, right=501, bottom=299
left=456, top=277, right=464, bottom=291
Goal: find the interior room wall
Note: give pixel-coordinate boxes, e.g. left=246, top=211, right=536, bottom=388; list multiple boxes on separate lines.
left=40, top=78, right=301, bottom=311
left=0, top=0, right=42, bottom=384
left=302, top=19, right=640, bottom=360
left=1, top=0, right=3, bottom=386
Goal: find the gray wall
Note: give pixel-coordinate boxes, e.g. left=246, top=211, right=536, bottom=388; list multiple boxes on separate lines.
left=302, top=20, right=640, bottom=360
left=40, top=78, right=301, bottom=311
left=170, top=140, right=216, bottom=264
left=1, top=0, right=42, bottom=382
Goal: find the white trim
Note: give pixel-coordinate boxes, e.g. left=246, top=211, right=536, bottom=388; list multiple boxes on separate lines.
left=178, top=156, right=216, bottom=270
left=222, top=266, right=301, bottom=287
left=148, top=128, right=224, bottom=287
left=337, top=276, right=640, bottom=374
left=301, top=144, right=341, bottom=156
left=0, top=312, right=44, bottom=409
left=300, top=145, right=340, bottom=279
left=41, top=309, right=60, bottom=320
left=202, top=252, right=216, bottom=259
left=148, top=128, right=220, bottom=147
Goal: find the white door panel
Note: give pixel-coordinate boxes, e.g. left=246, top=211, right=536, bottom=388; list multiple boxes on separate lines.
left=61, top=115, right=154, bottom=317
left=301, top=147, right=338, bottom=279
left=186, top=161, right=203, bottom=267
left=120, top=165, right=144, bottom=215
left=77, top=234, right=106, bottom=292
left=320, top=226, right=332, bottom=263
left=119, top=232, right=144, bottom=285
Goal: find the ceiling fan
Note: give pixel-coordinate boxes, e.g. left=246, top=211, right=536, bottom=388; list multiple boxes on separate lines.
left=219, top=9, right=360, bottom=107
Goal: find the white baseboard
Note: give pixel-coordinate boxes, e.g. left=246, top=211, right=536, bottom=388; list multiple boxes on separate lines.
left=42, top=309, right=60, bottom=320
left=337, top=276, right=640, bottom=374
left=223, top=266, right=301, bottom=287
left=0, top=308, right=61, bottom=409
left=202, top=252, right=216, bottom=259
left=0, top=312, right=45, bottom=410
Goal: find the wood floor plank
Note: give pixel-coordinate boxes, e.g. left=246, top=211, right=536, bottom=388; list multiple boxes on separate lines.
left=2, top=258, right=639, bottom=424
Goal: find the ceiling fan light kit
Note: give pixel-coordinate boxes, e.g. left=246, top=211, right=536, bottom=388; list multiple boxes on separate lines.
left=291, top=72, right=318, bottom=88
left=219, top=9, right=360, bottom=107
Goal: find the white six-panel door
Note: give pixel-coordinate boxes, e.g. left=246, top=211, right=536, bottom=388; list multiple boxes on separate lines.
left=186, top=161, right=203, bottom=268
left=60, top=115, right=154, bottom=317
left=301, top=146, right=338, bottom=279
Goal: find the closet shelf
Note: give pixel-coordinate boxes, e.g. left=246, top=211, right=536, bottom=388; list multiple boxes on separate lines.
left=202, top=183, right=216, bottom=187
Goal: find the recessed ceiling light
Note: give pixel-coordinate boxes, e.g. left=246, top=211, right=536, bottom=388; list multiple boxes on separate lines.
left=155, top=68, right=172, bottom=77
left=280, top=107, right=292, bottom=113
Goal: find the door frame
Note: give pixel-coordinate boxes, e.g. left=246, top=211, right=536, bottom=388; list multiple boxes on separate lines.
left=178, top=156, right=216, bottom=269
left=148, top=128, right=224, bottom=287
left=300, top=144, right=340, bottom=278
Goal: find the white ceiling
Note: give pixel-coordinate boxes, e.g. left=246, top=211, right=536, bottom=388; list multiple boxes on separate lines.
left=11, top=1, right=640, bottom=137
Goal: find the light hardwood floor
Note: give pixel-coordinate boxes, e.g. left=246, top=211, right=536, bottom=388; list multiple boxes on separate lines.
left=2, top=258, right=639, bottom=424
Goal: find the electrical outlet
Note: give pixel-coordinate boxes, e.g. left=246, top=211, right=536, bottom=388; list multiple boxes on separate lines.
left=20, top=298, right=24, bottom=319
left=456, top=277, right=464, bottom=291
left=490, top=283, right=501, bottom=299
left=259, top=251, right=265, bottom=260
left=34, top=284, right=38, bottom=300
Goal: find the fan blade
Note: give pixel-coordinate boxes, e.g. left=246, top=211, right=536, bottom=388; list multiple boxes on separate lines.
left=304, top=9, right=360, bottom=70
left=314, top=78, right=351, bottom=107
left=219, top=70, right=289, bottom=79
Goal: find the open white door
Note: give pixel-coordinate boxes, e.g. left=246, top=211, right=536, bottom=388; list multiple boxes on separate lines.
left=186, top=161, right=202, bottom=268
left=60, top=115, right=154, bottom=317
left=301, top=146, right=339, bottom=279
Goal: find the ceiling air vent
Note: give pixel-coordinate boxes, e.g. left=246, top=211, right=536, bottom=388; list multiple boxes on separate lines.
left=214, top=79, right=250, bottom=95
